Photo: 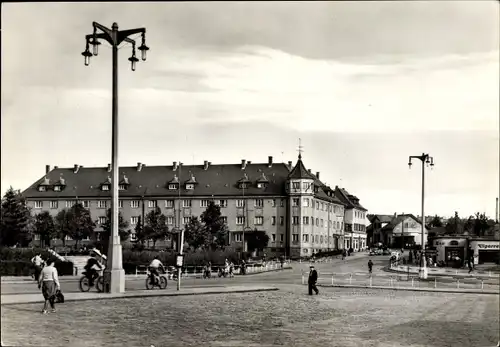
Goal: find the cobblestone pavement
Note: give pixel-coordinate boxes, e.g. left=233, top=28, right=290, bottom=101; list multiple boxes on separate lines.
left=2, top=285, right=498, bottom=347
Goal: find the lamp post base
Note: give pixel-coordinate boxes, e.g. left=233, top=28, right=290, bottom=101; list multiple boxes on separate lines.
left=103, top=268, right=125, bottom=294
left=419, top=267, right=428, bottom=280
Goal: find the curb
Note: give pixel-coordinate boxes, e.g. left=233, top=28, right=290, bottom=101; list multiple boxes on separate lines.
left=314, top=283, right=500, bottom=295
left=239, top=267, right=293, bottom=276
left=1, top=287, right=279, bottom=306
left=382, top=266, right=500, bottom=280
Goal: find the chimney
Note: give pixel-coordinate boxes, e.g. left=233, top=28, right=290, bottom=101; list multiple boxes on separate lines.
left=268, top=156, right=273, bottom=167
left=288, top=161, right=292, bottom=169
left=173, top=162, right=178, bottom=171
left=45, top=165, right=51, bottom=174
left=54, top=166, right=59, bottom=169
left=308, top=169, right=312, bottom=174
left=107, top=164, right=112, bottom=173
left=208, top=161, right=212, bottom=166
left=73, top=164, right=80, bottom=174
left=241, top=159, right=247, bottom=170
left=204, top=160, right=209, bottom=170
left=247, top=161, right=252, bottom=164
left=316, top=172, right=320, bottom=179
left=137, top=162, right=143, bottom=172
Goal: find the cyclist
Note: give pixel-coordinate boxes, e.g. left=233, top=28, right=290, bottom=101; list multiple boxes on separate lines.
left=149, top=256, right=165, bottom=285
left=84, top=253, right=103, bottom=287
left=31, top=253, right=45, bottom=281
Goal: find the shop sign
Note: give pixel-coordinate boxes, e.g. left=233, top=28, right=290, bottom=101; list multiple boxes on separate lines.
left=476, top=243, right=499, bottom=250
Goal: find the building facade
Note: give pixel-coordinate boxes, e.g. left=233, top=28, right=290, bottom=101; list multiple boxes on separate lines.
left=22, top=155, right=366, bottom=258
left=367, top=213, right=429, bottom=248
left=334, top=187, right=368, bottom=250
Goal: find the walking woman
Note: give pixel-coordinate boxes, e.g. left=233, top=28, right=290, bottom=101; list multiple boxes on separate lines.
left=38, top=258, right=60, bottom=314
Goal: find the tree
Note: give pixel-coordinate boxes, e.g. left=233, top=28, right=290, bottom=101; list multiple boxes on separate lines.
left=34, top=211, right=56, bottom=248
left=428, top=215, right=443, bottom=228
left=445, top=211, right=463, bottom=235
left=67, top=203, right=95, bottom=249
left=247, top=229, right=270, bottom=253
left=133, top=216, right=146, bottom=246
left=55, top=209, right=72, bottom=247
left=144, top=207, right=169, bottom=249
left=98, top=208, right=131, bottom=253
left=184, top=216, right=209, bottom=250
left=200, top=201, right=228, bottom=250
left=471, top=212, right=490, bottom=237
left=0, top=187, right=32, bottom=247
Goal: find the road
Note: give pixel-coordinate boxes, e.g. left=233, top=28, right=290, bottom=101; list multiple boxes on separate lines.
left=1, top=254, right=497, bottom=295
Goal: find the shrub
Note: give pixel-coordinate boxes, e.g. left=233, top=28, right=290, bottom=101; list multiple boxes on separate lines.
left=0, top=260, right=74, bottom=276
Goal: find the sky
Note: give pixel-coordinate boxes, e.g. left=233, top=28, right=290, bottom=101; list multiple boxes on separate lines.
left=1, top=1, right=499, bottom=219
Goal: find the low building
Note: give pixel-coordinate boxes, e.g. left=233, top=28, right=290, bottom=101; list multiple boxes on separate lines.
left=432, top=235, right=500, bottom=265
left=21, top=154, right=365, bottom=258
left=367, top=213, right=429, bottom=248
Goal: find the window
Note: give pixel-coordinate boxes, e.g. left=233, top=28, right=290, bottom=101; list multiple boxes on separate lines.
left=292, top=234, right=299, bottom=243
left=186, top=184, right=195, bottom=190
left=303, top=216, right=309, bottom=225
left=182, top=200, right=191, bottom=208
left=183, top=217, right=190, bottom=224
left=255, top=199, right=264, bottom=208
left=292, top=198, right=300, bottom=207
left=131, top=216, right=139, bottom=225
left=292, top=216, right=299, bottom=225
left=54, top=186, right=61, bottom=192
left=320, top=235, right=324, bottom=243
left=200, top=200, right=209, bottom=208
left=254, top=216, right=263, bottom=225
left=234, top=233, right=242, bottom=242
left=97, top=201, right=107, bottom=209
left=119, top=184, right=126, bottom=191
left=165, top=200, right=174, bottom=208
left=279, top=216, right=284, bottom=225
left=316, top=201, right=319, bottom=210
left=303, top=234, right=309, bottom=242
left=321, top=219, right=324, bottom=227
left=220, top=216, right=227, bottom=224
left=404, top=222, right=409, bottom=228
left=34, top=201, right=43, bottom=209
left=271, top=199, right=276, bottom=207
left=280, top=234, right=284, bottom=242
left=236, top=199, right=245, bottom=208
left=292, top=182, right=300, bottom=190
left=148, top=200, right=157, bottom=208
left=102, top=185, right=110, bottom=191
left=50, top=201, right=58, bottom=209
left=168, top=184, right=177, bottom=190
left=130, top=233, right=137, bottom=241
left=38, top=186, right=46, bottom=192
left=316, top=218, right=319, bottom=226
left=82, top=200, right=90, bottom=208
left=257, top=183, right=266, bottom=188
left=321, top=203, right=324, bottom=210
left=280, top=199, right=284, bottom=207
left=236, top=216, right=245, bottom=225
left=303, top=198, right=309, bottom=207
left=131, top=200, right=140, bottom=208
left=272, top=234, right=276, bottom=242
left=98, top=216, right=107, bottom=225
left=66, top=201, right=73, bottom=208
left=315, top=235, right=319, bottom=243
left=163, top=216, right=172, bottom=225
left=65, top=235, right=72, bottom=241
left=118, top=200, right=123, bottom=208
left=34, top=234, right=40, bottom=240
left=304, top=248, right=309, bottom=254
left=302, top=182, right=310, bottom=190
left=218, top=200, right=227, bottom=208
left=271, top=216, right=276, bottom=225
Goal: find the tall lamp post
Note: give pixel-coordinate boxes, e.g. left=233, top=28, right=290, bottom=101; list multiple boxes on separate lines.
left=82, top=22, right=149, bottom=293
left=408, top=153, right=434, bottom=280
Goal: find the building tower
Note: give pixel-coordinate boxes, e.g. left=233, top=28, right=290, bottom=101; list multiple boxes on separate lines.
left=285, top=148, right=315, bottom=258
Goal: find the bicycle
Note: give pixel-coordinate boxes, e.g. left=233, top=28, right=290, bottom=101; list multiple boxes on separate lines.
left=79, top=269, right=104, bottom=292
left=145, top=268, right=167, bottom=290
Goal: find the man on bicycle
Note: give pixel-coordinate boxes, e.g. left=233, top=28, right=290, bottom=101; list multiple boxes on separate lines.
left=149, top=256, right=165, bottom=285
left=84, top=253, right=103, bottom=287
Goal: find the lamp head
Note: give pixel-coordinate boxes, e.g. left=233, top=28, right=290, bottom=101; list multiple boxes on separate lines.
left=89, top=37, right=101, bottom=56
left=138, top=43, right=149, bottom=61
left=128, top=55, right=139, bottom=71
left=81, top=48, right=93, bottom=66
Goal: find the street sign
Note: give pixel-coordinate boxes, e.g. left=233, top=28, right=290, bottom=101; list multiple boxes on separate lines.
left=176, top=254, right=184, bottom=267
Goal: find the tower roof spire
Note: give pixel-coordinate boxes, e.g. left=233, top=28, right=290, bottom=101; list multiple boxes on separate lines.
left=297, top=138, right=304, bottom=160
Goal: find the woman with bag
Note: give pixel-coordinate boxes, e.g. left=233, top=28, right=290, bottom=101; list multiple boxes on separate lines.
left=38, top=258, right=60, bottom=314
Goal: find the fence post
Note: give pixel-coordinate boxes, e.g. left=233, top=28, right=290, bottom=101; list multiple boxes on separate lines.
left=411, top=277, right=414, bottom=287
left=481, top=279, right=484, bottom=291
left=135, top=266, right=138, bottom=277
left=349, top=273, right=352, bottom=285
left=369, top=275, right=372, bottom=288
left=456, top=279, right=460, bottom=289
left=331, top=274, right=334, bottom=285
left=301, top=270, right=305, bottom=285
left=390, top=277, right=393, bottom=288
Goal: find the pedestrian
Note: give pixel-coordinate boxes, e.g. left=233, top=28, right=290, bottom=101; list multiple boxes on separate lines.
left=368, top=259, right=373, bottom=274
left=38, top=258, right=60, bottom=314
left=31, top=253, right=44, bottom=282
left=308, top=265, right=319, bottom=295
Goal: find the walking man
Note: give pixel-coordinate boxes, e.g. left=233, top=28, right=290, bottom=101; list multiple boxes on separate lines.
left=368, top=259, right=373, bottom=274
left=308, top=265, right=319, bottom=295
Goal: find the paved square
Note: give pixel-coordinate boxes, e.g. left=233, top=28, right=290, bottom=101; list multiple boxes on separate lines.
left=1, top=285, right=498, bottom=347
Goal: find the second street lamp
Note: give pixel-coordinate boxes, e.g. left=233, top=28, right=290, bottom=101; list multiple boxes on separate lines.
left=408, top=153, right=434, bottom=280
left=82, top=22, right=149, bottom=294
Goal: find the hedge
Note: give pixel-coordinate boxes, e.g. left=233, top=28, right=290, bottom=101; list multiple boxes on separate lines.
left=0, top=247, right=74, bottom=276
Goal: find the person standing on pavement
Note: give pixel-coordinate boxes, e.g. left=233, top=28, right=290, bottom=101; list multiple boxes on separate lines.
left=38, top=258, right=60, bottom=314
left=31, top=253, right=44, bottom=282
left=308, top=265, right=319, bottom=295
left=368, top=259, right=373, bottom=274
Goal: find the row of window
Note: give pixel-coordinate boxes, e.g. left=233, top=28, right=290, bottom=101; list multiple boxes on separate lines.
left=345, top=223, right=366, bottom=232
left=291, top=198, right=343, bottom=214
left=291, top=216, right=343, bottom=229
left=33, top=198, right=288, bottom=210
left=231, top=232, right=285, bottom=243
left=354, top=211, right=366, bottom=219
left=290, top=234, right=339, bottom=244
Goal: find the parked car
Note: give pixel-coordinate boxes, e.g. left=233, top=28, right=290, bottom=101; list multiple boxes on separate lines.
left=382, top=249, right=392, bottom=256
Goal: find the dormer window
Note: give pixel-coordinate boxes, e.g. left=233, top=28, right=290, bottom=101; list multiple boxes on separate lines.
left=257, top=183, right=264, bottom=188
left=38, top=186, right=46, bottom=192
left=238, top=173, right=251, bottom=189
left=119, top=174, right=130, bottom=191
left=168, top=184, right=178, bottom=190
left=119, top=184, right=126, bottom=191
left=186, top=184, right=195, bottom=190
left=256, top=172, right=269, bottom=189
left=239, top=183, right=248, bottom=189
left=184, top=174, right=198, bottom=190
left=102, top=185, right=110, bottom=191
left=54, top=186, right=61, bottom=192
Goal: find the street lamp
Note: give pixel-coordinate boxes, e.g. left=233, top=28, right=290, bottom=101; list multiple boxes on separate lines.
left=408, top=153, right=434, bottom=280
left=82, top=22, right=149, bottom=294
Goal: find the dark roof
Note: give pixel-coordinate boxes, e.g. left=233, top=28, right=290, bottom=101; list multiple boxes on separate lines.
left=367, top=214, right=393, bottom=224
left=288, top=156, right=315, bottom=180
left=334, top=186, right=367, bottom=211
left=381, top=214, right=430, bottom=231
left=22, top=163, right=292, bottom=198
